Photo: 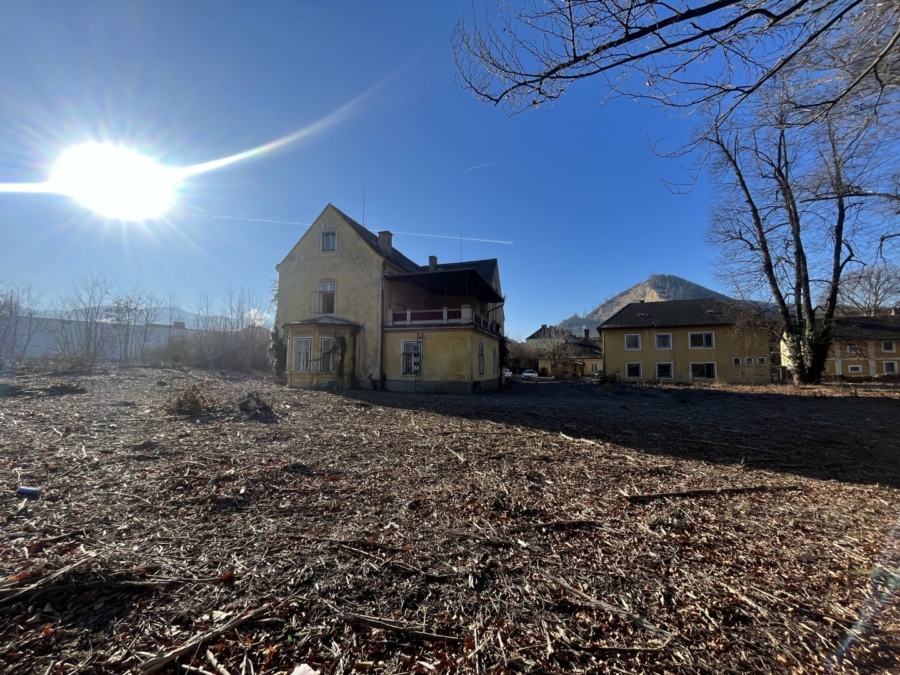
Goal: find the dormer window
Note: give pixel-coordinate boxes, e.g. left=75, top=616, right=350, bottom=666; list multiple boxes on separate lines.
left=321, top=231, right=336, bottom=251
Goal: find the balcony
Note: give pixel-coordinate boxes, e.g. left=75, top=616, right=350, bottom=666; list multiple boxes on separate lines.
left=385, top=305, right=502, bottom=335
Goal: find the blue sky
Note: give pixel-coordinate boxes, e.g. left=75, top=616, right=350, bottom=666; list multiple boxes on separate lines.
left=0, top=1, right=717, bottom=339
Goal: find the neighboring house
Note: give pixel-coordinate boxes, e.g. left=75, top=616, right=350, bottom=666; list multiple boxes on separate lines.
left=790, top=313, right=899, bottom=378
left=536, top=329, right=604, bottom=378
left=599, top=299, right=771, bottom=384
left=275, top=204, right=505, bottom=393
left=525, top=324, right=570, bottom=346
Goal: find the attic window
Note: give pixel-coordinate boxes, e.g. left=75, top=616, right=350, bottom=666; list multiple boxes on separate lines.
left=321, top=231, right=336, bottom=251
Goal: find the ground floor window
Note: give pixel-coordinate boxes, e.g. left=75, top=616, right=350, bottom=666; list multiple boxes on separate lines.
left=885, top=361, right=898, bottom=375
left=320, top=337, right=340, bottom=372
left=656, top=362, right=673, bottom=379
left=401, top=340, right=421, bottom=375
left=847, top=364, right=863, bottom=374
left=744, top=357, right=754, bottom=366
left=626, top=362, right=642, bottom=379
left=691, top=362, right=717, bottom=379
left=478, top=342, right=485, bottom=375
left=732, top=357, right=741, bottom=366
left=292, top=337, right=311, bottom=372
left=590, top=362, right=599, bottom=373
left=757, top=357, right=768, bottom=366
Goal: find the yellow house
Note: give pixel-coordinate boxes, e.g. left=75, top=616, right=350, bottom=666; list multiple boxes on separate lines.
left=798, top=314, right=899, bottom=378
left=275, top=204, right=505, bottom=393
left=536, top=330, right=603, bottom=378
left=600, top=299, right=771, bottom=384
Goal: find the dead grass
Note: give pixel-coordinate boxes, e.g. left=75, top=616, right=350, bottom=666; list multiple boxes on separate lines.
left=0, top=370, right=898, bottom=674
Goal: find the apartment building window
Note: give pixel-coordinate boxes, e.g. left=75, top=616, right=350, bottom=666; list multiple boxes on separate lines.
left=655, top=333, right=672, bottom=349
left=656, top=362, right=673, bottom=379
left=757, top=356, right=768, bottom=366
left=625, top=362, right=642, bottom=378
left=885, top=361, right=898, bottom=375
left=590, top=363, right=599, bottom=373
left=492, top=346, right=498, bottom=375
left=478, top=342, right=485, bottom=375
left=744, top=357, right=754, bottom=366
left=401, top=340, right=421, bottom=375
left=318, top=280, right=335, bottom=314
left=848, top=364, right=863, bottom=374
left=625, top=334, right=641, bottom=350
left=847, top=344, right=862, bottom=355
left=320, top=337, right=340, bottom=372
left=292, top=337, right=311, bottom=372
left=691, top=363, right=717, bottom=379
left=732, top=357, right=741, bottom=366
left=884, top=341, right=896, bottom=353
left=689, top=332, right=715, bottom=348
left=321, top=231, right=336, bottom=251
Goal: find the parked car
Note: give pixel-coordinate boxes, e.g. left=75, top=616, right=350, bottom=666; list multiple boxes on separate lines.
left=522, top=369, right=538, bottom=379
left=502, top=368, right=512, bottom=378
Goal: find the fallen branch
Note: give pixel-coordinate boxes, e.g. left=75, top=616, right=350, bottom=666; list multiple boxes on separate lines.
left=336, top=611, right=462, bottom=643
left=139, top=604, right=269, bottom=674
left=506, top=519, right=608, bottom=534
left=540, top=572, right=671, bottom=639
left=626, top=484, right=798, bottom=504
left=0, top=556, right=94, bottom=606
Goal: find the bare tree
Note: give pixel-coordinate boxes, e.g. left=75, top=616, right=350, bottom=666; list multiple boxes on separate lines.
left=108, top=285, right=161, bottom=362
left=0, top=283, right=44, bottom=366
left=707, top=90, right=898, bottom=383
left=453, top=0, right=900, bottom=121
left=48, top=275, right=113, bottom=363
left=534, top=327, right=575, bottom=375
left=838, top=264, right=900, bottom=316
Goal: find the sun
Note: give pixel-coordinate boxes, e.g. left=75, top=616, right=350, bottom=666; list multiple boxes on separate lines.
left=49, top=143, right=180, bottom=220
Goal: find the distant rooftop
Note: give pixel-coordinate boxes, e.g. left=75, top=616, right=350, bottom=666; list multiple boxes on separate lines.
left=600, top=298, right=751, bottom=329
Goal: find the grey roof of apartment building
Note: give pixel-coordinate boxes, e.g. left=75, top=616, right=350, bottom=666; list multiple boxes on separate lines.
left=832, top=315, right=900, bottom=341
left=599, top=298, right=749, bottom=329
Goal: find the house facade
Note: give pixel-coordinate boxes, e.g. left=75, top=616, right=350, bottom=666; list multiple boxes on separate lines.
left=600, top=299, right=771, bottom=384
left=536, top=330, right=604, bottom=378
left=275, top=204, right=504, bottom=393
left=804, top=314, right=899, bottom=378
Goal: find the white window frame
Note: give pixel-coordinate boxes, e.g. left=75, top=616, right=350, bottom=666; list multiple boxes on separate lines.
left=655, top=333, right=672, bottom=350
left=744, top=357, right=754, bottom=366
left=321, top=230, right=336, bottom=252
left=688, top=332, right=715, bottom=349
left=292, top=337, right=312, bottom=372
left=318, top=280, right=335, bottom=315
left=883, top=341, right=896, bottom=353
left=401, top=340, right=421, bottom=375
left=656, top=362, right=673, bottom=379
left=478, top=342, right=485, bottom=375
left=320, top=337, right=340, bottom=373
left=690, top=362, right=717, bottom=379
left=732, top=357, right=741, bottom=366
left=625, top=362, right=642, bottom=379
left=847, top=343, right=862, bottom=355
left=884, top=361, right=898, bottom=375
left=625, top=334, right=641, bottom=350
left=847, top=364, right=863, bottom=374
left=757, top=356, right=768, bottom=366
left=590, top=362, right=599, bottom=373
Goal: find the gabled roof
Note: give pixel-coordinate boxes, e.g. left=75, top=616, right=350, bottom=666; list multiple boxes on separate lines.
left=832, top=315, right=900, bottom=341
left=328, top=204, right=420, bottom=273
left=526, top=325, right=571, bottom=341
left=599, top=298, right=750, bottom=329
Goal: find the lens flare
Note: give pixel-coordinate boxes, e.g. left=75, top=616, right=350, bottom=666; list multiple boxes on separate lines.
left=49, top=143, right=179, bottom=220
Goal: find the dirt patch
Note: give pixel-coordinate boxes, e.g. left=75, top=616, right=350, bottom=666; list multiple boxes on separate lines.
left=0, top=370, right=898, bottom=673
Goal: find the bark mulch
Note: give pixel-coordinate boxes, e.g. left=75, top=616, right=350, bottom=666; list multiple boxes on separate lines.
left=1, top=369, right=899, bottom=674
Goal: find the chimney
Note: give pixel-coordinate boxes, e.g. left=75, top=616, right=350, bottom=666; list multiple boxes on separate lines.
left=428, top=255, right=437, bottom=271
left=377, top=231, right=393, bottom=257
left=583, top=328, right=590, bottom=339
left=541, top=324, right=547, bottom=330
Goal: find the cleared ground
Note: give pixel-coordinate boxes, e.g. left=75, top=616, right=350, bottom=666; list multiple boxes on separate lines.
left=1, top=369, right=899, bottom=674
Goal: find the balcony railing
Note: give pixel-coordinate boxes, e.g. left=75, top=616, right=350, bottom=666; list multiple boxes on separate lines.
left=385, top=305, right=501, bottom=335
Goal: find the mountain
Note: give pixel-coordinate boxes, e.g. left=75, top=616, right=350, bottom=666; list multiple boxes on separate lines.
left=558, top=274, right=730, bottom=336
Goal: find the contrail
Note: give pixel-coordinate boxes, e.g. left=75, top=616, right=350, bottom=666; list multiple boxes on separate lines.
left=393, top=231, right=513, bottom=245
left=467, top=160, right=505, bottom=171
left=192, top=212, right=309, bottom=226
